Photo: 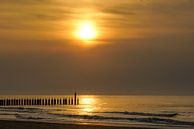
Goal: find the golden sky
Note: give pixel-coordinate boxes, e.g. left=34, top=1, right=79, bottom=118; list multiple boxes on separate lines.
left=0, top=0, right=194, bottom=95
left=0, top=0, right=193, bottom=42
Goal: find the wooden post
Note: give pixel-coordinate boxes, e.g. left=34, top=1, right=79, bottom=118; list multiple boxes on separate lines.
left=45, top=99, right=47, bottom=106
left=0, top=99, right=2, bottom=106
left=54, top=99, right=56, bottom=105
left=0, top=96, right=79, bottom=106
left=6, top=99, right=8, bottom=106
left=74, top=92, right=77, bottom=105
left=71, top=98, right=73, bottom=105
left=63, top=98, right=67, bottom=105
left=68, top=98, right=70, bottom=105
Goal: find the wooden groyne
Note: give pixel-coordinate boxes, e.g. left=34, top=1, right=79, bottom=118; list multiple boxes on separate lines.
left=0, top=93, right=79, bottom=106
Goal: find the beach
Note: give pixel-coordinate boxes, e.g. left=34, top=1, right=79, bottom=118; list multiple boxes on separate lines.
left=0, top=120, right=156, bottom=129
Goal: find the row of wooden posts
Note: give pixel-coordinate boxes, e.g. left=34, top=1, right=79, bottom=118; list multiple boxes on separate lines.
left=0, top=93, right=79, bottom=106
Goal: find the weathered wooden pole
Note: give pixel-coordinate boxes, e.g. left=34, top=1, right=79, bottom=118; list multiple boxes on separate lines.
left=54, top=99, right=56, bottom=105
left=74, top=92, right=77, bottom=105
left=71, top=98, right=73, bottom=105
left=0, top=99, right=3, bottom=106
left=48, top=99, right=51, bottom=106
left=69, top=98, right=71, bottom=105
left=63, top=98, right=67, bottom=105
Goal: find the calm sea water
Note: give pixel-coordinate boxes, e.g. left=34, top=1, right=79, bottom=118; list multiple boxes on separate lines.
left=0, top=95, right=194, bottom=129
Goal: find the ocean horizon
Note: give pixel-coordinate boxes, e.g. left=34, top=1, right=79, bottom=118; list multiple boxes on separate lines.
left=0, top=95, right=194, bottom=129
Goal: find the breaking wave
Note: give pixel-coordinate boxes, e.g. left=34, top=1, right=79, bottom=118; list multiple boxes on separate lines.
left=15, top=114, right=46, bottom=120
left=0, top=106, right=64, bottom=113
left=0, top=107, right=44, bottom=113
left=94, top=111, right=178, bottom=117
left=0, top=106, right=193, bottom=127
left=48, top=113, right=194, bottom=126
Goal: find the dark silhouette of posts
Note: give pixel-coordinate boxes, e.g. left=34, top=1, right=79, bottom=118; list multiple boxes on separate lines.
left=0, top=93, right=79, bottom=106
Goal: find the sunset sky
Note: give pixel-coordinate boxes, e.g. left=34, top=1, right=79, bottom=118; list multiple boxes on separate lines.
left=0, top=0, right=194, bottom=95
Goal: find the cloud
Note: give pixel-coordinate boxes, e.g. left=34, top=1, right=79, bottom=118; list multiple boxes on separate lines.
left=1, top=0, right=194, bottom=33
left=0, top=0, right=194, bottom=95
left=98, top=0, right=194, bottom=19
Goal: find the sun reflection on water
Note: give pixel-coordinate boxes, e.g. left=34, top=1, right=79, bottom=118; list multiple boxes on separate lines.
left=80, top=96, right=97, bottom=113
left=82, top=98, right=95, bottom=105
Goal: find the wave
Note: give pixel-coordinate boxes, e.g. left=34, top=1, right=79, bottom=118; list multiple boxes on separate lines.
left=0, top=107, right=65, bottom=114
left=1, top=106, right=192, bottom=127
left=49, top=113, right=194, bottom=126
left=0, top=107, right=44, bottom=113
left=94, top=111, right=178, bottom=117
left=15, top=114, right=46, bottom=120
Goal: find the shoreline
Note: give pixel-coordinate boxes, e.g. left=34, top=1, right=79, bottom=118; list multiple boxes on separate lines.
left=0, top=120, right=158, bottom=129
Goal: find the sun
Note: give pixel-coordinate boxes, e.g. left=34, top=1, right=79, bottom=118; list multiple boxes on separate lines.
left=76, top=21, right=97, bottom=41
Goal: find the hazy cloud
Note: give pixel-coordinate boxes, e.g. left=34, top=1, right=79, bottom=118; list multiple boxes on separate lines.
left=0, top=0, right=194, bottom=95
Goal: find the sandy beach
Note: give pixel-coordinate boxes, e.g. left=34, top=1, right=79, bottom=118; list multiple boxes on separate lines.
left=0, top=120, right=157, bottom=129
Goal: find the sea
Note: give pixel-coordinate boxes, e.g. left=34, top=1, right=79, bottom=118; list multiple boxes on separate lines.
left=0, top=95, right=194, bottom=129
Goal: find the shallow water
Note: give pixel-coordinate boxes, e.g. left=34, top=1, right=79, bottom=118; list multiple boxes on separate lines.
left=0, top=95, right=194, bottom=128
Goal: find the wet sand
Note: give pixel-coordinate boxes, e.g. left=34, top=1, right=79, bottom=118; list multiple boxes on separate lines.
left=0, top=120, right=157, bottom=129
